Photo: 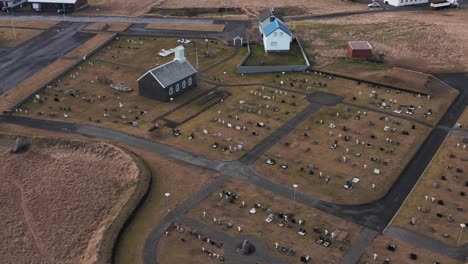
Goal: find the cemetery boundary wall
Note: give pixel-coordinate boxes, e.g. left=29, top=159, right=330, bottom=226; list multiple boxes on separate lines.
left=97, top=151, right=152, bottom=264
left=237, top=38, right=310, bottom=74
left=7, top=34, right=117, bottom=112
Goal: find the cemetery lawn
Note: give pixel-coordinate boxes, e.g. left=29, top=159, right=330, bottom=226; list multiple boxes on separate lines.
left=244, top=43, right=307, bottom=66
left=455, top=106, right=468, bottom=130
left=187, top=178, right=363, bottom=263
left=391, top=135, right=468, bottom=247
left=157, top=223, right=225, bottom=264
left=254, top=104, right=432, bottom=204
left=359, top=236, right=463, bottom=264
left=92, top=36, right=234, bottom=72
left=16, top=58, right=215, bottom=138
left=158, top=86, right=309, bottom=161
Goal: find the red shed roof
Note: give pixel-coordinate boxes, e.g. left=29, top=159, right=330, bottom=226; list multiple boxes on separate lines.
left=348, top=41, right=372, bottom=50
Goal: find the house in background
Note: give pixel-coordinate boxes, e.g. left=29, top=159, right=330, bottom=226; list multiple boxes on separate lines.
left=262, top=19, right=292, bottom=52
left=384, top=0, right=428, bottom=6
left=29, top=0, right=88, bottom=12
left=138, top=46, right=198, bottom=102
left=348, top=41, right=373, bottom=59
left=1, top=0, right=27, bottom=11
left=258, top=8, right=284, bottom=35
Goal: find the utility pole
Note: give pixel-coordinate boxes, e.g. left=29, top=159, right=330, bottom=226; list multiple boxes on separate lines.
left=10, top=9, right=16, bottom=40
left=195, top=41, right=199, bottom=69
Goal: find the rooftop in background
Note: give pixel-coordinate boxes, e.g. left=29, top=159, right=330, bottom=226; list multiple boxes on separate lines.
left=262, top=20, right=292, bottom=37
left=258, top=8, right=284, bottom=23
left=28, top=0, right=77, bottom=3
left=348, top=41, right=372, bottom=50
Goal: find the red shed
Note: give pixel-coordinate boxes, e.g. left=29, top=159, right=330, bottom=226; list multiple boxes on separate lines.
left=348, top=41, right=372, bottom=59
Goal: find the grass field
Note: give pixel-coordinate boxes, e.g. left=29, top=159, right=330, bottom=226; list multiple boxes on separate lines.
left=0, top=20, right=58, bottom=29
left=254, top=104, right=431, bottom=204
left=456, top=107, right=468, bottom=129
left=391, top=135, right=468, bottom=247
left=244, top=43, right=306, bottom=66
left=187, top=178, right=362, bottom=263
left=83, top=22, right=131, bottom=32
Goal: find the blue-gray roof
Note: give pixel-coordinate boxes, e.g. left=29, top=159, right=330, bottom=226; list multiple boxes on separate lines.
left=262, top=20, right=292, bottom=37
left=140, top=59, right=197, bottom=88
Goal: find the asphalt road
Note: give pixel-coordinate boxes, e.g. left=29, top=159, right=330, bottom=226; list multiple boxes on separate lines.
left=0, top=22, right=93, bottom=93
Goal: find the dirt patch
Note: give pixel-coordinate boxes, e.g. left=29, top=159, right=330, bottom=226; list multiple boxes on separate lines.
left=0, top=135, right=139, bottom=263
left=145, top=23, right=225, bottom=32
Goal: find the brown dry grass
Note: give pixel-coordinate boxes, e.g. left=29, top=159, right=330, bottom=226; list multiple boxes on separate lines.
left=0, top=20, right=58, bottom=29
left=291, top=9, right=468, bottom=72
left=83, top=22, right=131, bottom=32
left=64, top=33, right=116, bottom=58
left=254, top=104, right=431, bottom=204
left=188, top=178, right=362, bottom=263
left=456, top=107, right=468, bottom=130
left=0, top=123, right=220, bottom=264
left=391, top=135, right=468, bottom=247
left=359, top=236, right=462, bottom=264
left=0, top=28, right=44, bottom=48
left=0, top=135, right=139, bottom=264
left=145, top=23, right=225, bottom=32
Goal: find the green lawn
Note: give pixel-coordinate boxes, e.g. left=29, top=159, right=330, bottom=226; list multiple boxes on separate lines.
left=244, top=42, right=307, bottom=66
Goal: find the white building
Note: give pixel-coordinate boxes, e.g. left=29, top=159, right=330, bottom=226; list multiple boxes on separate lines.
left=1, top=0, right=28, bottom=10
left=384, top=0, right=428, bottom=7
left=258, top=8, right=284, bottom=35
left=262, top=20, right=292, bottom=52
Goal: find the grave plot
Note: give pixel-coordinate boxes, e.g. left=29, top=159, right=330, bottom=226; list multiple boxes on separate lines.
left=158, top=86, right=308, bottom=160
left=392, top=135, right=468, bottom=247
left=204, top=52, right=456, bottom=126
left=16, top=59, right=214, bottom=138
left=92, top=36, right=234, bottom=71
left=359, top=236, right=463, bottom=264
left=157, top=223, right=225, bottom=263
left=311, top=73, right=458, bottom=126
left=187, top=178, right=362, bottom=263
left=254, top=104, right=431, bottom=204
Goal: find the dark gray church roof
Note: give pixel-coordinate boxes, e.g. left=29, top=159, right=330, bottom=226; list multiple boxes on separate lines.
left=139, top=59, right=197, bottom=88
left=258, top=8, right=284, bottom=23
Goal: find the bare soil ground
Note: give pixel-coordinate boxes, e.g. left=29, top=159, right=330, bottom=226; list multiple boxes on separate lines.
left=81, top=0, right=366, bottom=17
left=157, top=223, right=225, bottom=264
left=359, top=235, right=463, bottom=264
left=455, top=107, right=468, bottom=130
left=0, top=135, right=139, bottom=264
left=291, top=9, right=468, bottom=72
left=254, top=104, right=431, bottom=204
left=145, top=23, right=225, bottom=32
left=188, top=178, right=362, bottom=263
left=392, top=135, right=468, bottom=247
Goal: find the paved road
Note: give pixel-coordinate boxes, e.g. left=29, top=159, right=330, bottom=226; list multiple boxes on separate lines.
left=0, top=22, right=93, bottom=93
left=341, top=228, right=379, bottom=264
